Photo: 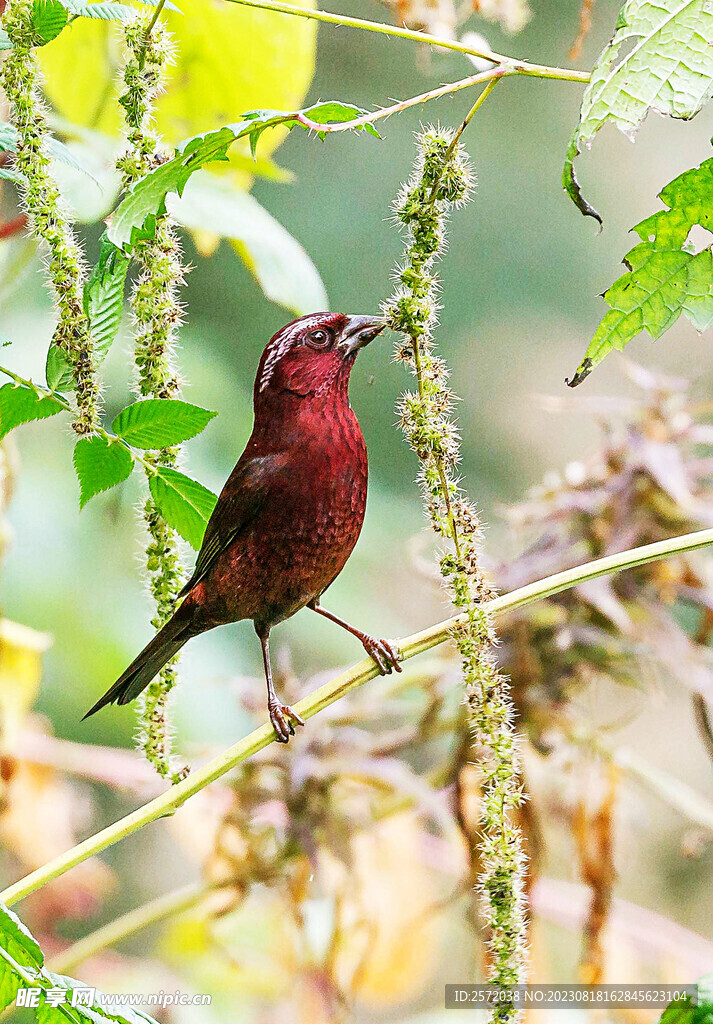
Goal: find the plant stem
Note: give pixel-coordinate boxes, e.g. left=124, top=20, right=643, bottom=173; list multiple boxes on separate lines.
left=301, top=68, right=507, bottom=133
left=49, top=882, right=208, bottom=974
left=0, top=363, right=159, bottom=477
left=0, top=946, right=82, bottom=1023
left=386, top=130, right=525, bottom=1017
left=118, top=14, right=187, bottom=783
left=428, top=75, right=503, bottom=203
left=140, top=0, right=168, bottom=59
left=2, top=527, right=713, bottom=907
left=0, top=0, right=100, bottom=434
left=221, top=0, right=591, bottom=82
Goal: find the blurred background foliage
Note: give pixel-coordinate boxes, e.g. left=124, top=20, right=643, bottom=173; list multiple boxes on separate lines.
left=2, top=0, right=713, bottom=1018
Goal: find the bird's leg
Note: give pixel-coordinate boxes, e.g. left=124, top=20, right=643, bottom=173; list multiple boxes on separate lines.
left=257, top=629, right=305, bottom=743
left=308, top=600, right=402, bottom=675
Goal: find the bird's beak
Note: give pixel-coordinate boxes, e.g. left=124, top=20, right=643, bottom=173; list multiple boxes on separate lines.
left=338, top=315, right=385, bottom=356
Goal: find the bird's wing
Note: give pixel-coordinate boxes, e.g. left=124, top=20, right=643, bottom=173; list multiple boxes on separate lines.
left=179, top=453, right=278, bottom=597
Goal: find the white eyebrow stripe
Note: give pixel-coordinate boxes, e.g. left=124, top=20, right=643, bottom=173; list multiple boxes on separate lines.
left=258, top=314, right=331, bottom=391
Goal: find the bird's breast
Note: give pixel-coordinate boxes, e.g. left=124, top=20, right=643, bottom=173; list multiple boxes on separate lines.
left=204, top=402, right=369, bottom=630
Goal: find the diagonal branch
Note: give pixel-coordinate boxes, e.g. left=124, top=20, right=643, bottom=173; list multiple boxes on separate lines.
left=221, top=0, right=591, bottom=83
left=2, top=527, right=713, bottom=907
left=49, top=882, right=209, bottom=974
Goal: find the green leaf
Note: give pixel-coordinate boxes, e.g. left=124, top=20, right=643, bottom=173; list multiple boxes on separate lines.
left=107, top=102, right=380, bottom=251
left=60, top=0, right=142, bottom=18
left=0, top=383, right=64, bottom=439
left=569, top=156, right=713, bottom=385
left=36, top=1003, right=75, bottom=1023
left=42, top=972, right=160, bottom=1024
left=32, top=0, right=69, bottom=44
left=46, top=345, right=75, bottom=391
left=80, top=3, right=136, bottom=17
left=0, top=904, right=43, bottom=971
left=149, top=467, right=217, bottom=549
left=0, top=28, right=12, bottom=49
left=564, top=0, right=713, bottom=220
left=168, top=172, right=327, bottom=314
left=73, top=435, right=134, bottom=508
left=112, top=398, right=216, bottom=448
left=0, top=903, right=44, bottom=1013
left=107, top=127, right=237, bottom=251
left=0, top=967, right=20, bottom=1016
left=0, top=123, right=16, bottom=153
left=656, top=974, right=713, bottom=1023
left=83, top=233, right=130, bottom=361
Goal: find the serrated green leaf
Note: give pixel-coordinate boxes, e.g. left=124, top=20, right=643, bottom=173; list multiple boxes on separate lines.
left=656, top=974, right=713, bottom=1023
left=0, top=904, right=44, bottom=971
left=73, top=2, right=138, bottom=18
left=149, top=467, right=217, bottom=549
left=112, top=398, right=216, bottom=448
left=107, top=102, right=379, bottom=252
left=564, top=0, right=713, bottom=220
left=167, top=172, right=327, bottom=314
left=0, top=123, right=16, bottom=153
left=42, top=972, right=161, bottom=1024
left=0, top=903, right=44, bottom=1013
left=46, top=345, right=75, bottom=391
left=0, top=383, right=64, bottom=439
left=73, top=436, right=134, bottom=508
left=0, top=962, right=21, bottom=1014
left=569, top=156, right=713, bottom=385
left=107, top=127, right=236, bottom=251
left=32, top=0, right=69, bottom=43
left=83, top=233, right=130, bottom=361
left=36, top=1003, right=73, bottom=1023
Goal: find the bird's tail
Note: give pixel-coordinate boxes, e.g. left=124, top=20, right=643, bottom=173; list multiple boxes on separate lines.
left=83, top=612, right=192, bottom=719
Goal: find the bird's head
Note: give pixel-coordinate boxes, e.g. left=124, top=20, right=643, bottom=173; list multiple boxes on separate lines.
left=254, top=312, right=384, bottom=402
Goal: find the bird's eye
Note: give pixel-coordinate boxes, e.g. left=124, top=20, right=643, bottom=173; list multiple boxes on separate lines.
left=307, top=329, right=331, bottom=348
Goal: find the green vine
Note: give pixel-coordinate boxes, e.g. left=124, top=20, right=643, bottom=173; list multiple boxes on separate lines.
left=0, top=0, right=100, bottom=435
left=383, top=128, right=526, bottom=1019
left=117, top=13, right=187, bottom=783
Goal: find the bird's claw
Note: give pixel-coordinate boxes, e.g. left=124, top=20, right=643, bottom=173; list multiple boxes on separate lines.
left=362, top=635, right=402, bottom=675
left=269, top=702, right=305, bottom=743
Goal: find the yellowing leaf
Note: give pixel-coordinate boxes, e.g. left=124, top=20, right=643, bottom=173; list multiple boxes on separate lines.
left=39, top=0, right=317, bottom=173
left=0, top=619, right=52, bottom=750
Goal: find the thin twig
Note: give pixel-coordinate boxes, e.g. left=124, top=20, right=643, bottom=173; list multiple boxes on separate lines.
left=300, top=68, right=507, bottom=134
left=49, top=882, right=209, bottom=974
left=220, top=0, right=591, bottom=82
left=428, top=74, right=503, bottom=204
left=3, top=528, right=713, bottom=907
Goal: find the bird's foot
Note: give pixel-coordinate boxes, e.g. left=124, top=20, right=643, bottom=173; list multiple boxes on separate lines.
left=269, top=702, right=305, bottom=743
left=361, top=635, right=402, bottom=675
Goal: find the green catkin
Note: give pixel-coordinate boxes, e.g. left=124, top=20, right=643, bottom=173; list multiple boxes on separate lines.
left=0, top=0, right=99, bottom=434
left=383, top=127, right=527, bottom=1022
left=117, top=16, right=187, bottom=784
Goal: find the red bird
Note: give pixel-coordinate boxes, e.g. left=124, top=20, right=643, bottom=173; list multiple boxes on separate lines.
left=85, top=313, right=401, bottom=741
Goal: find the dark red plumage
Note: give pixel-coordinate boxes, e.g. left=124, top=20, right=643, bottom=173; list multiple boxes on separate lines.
left=85, top=313, right=401, bottom=741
